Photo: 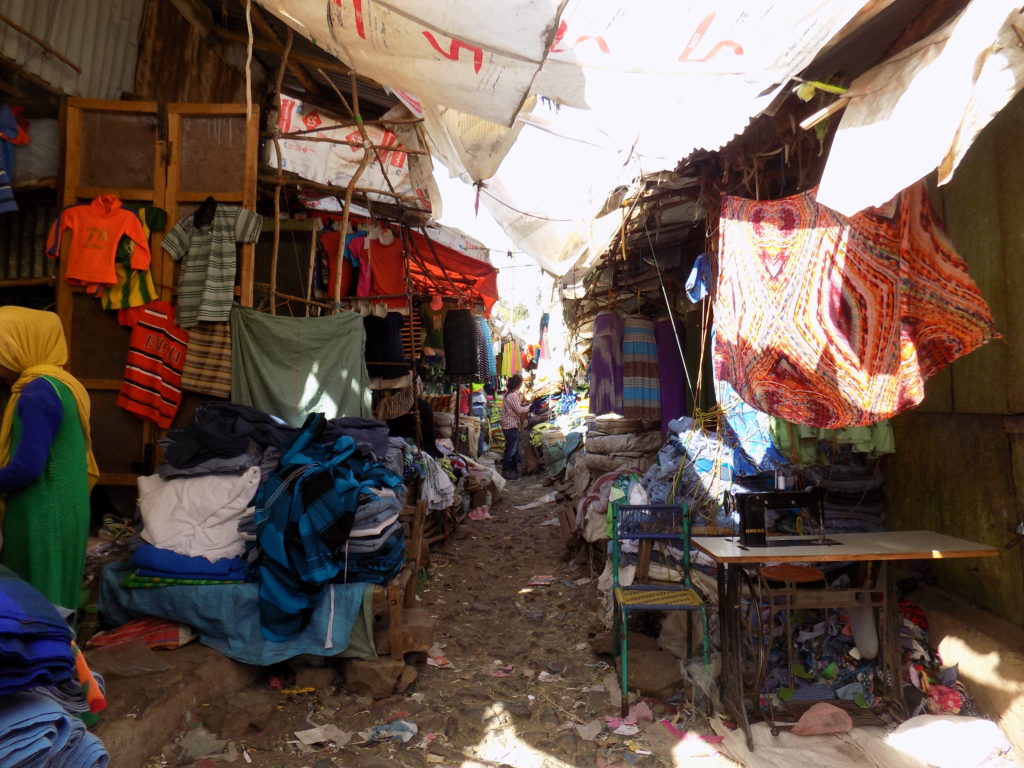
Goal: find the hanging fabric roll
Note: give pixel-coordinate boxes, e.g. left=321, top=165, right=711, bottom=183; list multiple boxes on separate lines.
left=443, top=308, right=479, bottom=377
left=622, top=316, right=660, bottom=423
left=589, top=311, right=624, bottom=416
left=655, top=317, right=686, bottom=431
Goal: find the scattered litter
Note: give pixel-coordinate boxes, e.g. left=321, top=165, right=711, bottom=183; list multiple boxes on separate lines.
left=409, top=693, right=425, bottom=704
left=576, top=719, right=603, bottom=741
left=523, top=609, right=545, bottom=624
left=537, top=671, right=561, bottom=683
left=539, top=517, right=560, bottom=526
left=279, top=687, right=316, bottom=695
left=526, top=575, right=555, bottom=587
left=574, top=577, right=591, bottom=586
left=242, top=747, right=252, bottom=763
left=606, top=701, right=653, bottom=731
left=468, top=506, right=492, bottom=521
left=358, top=719, right=418, bottom=745
left=658, top=720, right=723, bottom=745
left=426, top=646, right=454, bottom=669
left=491, top=663, right=515, bottom=678
left=573, top=642, right=589, bottom=651
left=514, top=492, right=558, bottom=510
left=612, top=724, right=641, bottom=736
left=294, top=725, right=353, bottom=747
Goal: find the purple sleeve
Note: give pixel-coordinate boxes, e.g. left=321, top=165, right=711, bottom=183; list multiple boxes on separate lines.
left=0, top=379, right=63, bottom=492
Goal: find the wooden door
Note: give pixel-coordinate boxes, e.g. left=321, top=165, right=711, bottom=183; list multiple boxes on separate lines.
left=58, top=99, right=257, bottom=485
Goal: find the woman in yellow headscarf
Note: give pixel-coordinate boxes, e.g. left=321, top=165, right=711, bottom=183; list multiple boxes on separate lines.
left=0, top=307, right=98, bottom=609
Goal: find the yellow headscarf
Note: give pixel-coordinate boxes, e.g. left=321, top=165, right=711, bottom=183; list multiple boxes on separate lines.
left=0, top=307, right=100, bottom=497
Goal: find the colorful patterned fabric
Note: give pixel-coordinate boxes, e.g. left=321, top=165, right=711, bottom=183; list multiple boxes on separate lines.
left=99, top=205, right=165, bottom=310
left=714, top=183, right=997, bottom=428
left=621, top=316, right=660, bottom=422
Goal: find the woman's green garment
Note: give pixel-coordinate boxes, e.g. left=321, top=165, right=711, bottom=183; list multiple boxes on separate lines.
left=0, top=376, right=90, bottom=610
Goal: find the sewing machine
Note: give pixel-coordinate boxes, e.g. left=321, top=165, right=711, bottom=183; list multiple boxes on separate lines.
left=725, top=486, right=827, bottom=547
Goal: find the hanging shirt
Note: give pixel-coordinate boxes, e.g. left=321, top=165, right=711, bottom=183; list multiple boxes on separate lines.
left=0, top=104, right=28, bottom=215
left=100, top=206, right=166, bottom=310
left=160, top=204, right=263, bottom=329
left=714, top=183, right=998, bottom=428
left=116, top=301, right=189, bottom=429
left=47, top=194, right=151, bottom=287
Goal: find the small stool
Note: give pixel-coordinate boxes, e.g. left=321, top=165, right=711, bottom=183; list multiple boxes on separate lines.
left=759, top=565, right=827, bottom=686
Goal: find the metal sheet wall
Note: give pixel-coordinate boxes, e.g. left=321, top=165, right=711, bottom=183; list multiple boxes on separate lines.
left=0, top=0, right=144, bottom=99
left=886, top=88, right=1024, bottom=625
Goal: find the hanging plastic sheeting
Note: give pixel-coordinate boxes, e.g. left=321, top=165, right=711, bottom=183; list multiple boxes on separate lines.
left=817, top=1, right=1024, bottom=217
left=256, top=0, right=565, bottom=127
left=273, top=97, right=439, bottom=212
left=259, top=0, right=870, bottom=274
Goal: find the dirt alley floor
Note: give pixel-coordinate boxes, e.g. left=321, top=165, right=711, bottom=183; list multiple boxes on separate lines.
left=139, top=466, right=724, bottom=768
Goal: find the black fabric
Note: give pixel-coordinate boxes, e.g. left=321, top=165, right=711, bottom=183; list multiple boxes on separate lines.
left=386, top=399, right=439, bottom=456
left=161, top=402, right=300, bottom=469
left=193, top=196, right=217, bottom=229
left=443, top=309, right=479, bottom=376
left=364, top=313, right=408, bottom=379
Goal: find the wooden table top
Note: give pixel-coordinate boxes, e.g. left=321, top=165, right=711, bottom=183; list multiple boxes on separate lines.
left=692, top=530, right=999, bottom=565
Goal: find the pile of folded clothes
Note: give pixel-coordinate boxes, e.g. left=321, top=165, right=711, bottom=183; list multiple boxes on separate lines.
left=0, top=566, right=108, bottom=766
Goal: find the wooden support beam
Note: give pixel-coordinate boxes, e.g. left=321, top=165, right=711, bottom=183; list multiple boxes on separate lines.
left=166, top=0, right=215, bottom=38
left=217, top=27, right=353, bottom=76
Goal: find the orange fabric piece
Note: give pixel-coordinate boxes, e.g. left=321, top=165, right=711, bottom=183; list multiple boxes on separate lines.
left=47, top=195, right=151, bottom=287
left=72, top=641, right=107, bottom=714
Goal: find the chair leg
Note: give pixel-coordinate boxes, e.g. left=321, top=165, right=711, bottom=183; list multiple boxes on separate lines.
left=701, top=604, right=710, bottom=666
left=619, top=607, right=629, bottom=717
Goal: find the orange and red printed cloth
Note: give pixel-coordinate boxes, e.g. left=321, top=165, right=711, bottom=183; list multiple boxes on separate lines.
left=714, top=183, right=997, bottom=428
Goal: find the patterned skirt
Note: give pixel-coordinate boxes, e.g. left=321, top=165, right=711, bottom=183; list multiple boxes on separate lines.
left=622, top=316, right=660, bottom=422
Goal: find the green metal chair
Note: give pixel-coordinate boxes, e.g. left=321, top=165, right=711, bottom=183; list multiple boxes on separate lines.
left=612, top=503, right=710, bottom=715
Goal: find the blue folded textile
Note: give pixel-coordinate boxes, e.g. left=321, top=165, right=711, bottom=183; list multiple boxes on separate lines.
left=0, top=566, right=74, bottom=696
left=130, top=544, right=248, bottom=581
left=100, top=562, right=374, bottom=666
left=0, top=691, right=108, bottom=767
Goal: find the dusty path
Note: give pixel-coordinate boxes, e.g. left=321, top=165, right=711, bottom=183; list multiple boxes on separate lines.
left=143, top=471, right=702, bottom=768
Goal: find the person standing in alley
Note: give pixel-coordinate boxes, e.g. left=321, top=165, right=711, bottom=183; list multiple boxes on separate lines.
left=0, top=307, right=99, bottom=610
left=500, top=374, right=531, bottom=479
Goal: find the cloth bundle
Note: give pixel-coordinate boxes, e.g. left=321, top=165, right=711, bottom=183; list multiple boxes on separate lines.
left=0, top=692, right=108, bottom=768
left=0, top=567, right=109, bottom=765
left=0, top=566, right=74, bottom=695
left=255, top=414, right=406, bottom=641
left=582, top=425, right=662, bottom=476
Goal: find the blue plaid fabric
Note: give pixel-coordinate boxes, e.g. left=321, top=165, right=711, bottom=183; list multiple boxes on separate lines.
left=255, top=414, right=405, bottom=642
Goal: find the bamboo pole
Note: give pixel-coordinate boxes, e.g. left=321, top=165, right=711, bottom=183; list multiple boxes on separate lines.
left=0, top=11, right=80, bottom=72
left=272, top=134, right=429, bottom=156
left=332, top=75, right=373, bottom=306
left=268, top=28, right=293, bottom=315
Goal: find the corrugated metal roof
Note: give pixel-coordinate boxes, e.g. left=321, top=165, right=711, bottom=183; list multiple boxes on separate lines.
left=0, top=0, right=145, bottom=99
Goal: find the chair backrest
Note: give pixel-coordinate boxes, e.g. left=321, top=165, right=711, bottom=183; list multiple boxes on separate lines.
left=612, top=504, right=692, bottom=590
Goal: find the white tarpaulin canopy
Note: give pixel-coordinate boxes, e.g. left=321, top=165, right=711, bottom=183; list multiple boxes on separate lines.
left=265, top=1, right=999, bottom=274
left=817, top=0, right=1024, bottom=216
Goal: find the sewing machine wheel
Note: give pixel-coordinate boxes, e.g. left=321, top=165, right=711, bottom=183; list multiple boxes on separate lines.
left=736, top=568, right=768, bottom=697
